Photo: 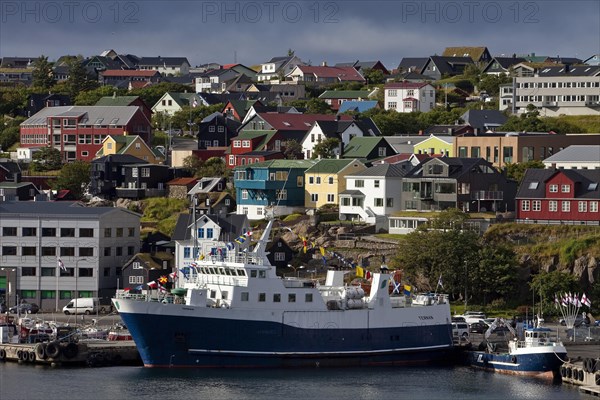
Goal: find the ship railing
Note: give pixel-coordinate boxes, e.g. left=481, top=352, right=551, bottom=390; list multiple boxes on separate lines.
left=195, top=275, right=245, bottom=286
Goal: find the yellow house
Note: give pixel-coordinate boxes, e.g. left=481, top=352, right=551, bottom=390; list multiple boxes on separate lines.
left=96, top=135, right=165, bottom=164
left=304, top=159, right=366, bottom=209
left=413, top=135, right=453, bottom=156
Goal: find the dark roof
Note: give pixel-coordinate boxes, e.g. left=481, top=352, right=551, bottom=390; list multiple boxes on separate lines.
left=171, top=213, right=248, bottom=241
left=426, top=56, right=474, bottom=75
left=0, top=201, right=139, bottom=217
left=398, top=58, right=429, bottom=71
left=355, top=118, right=382, bottom=136
left=407, top=157, right=487, bottom=179
left=460, top=110, right=507, bottom=131
left=92, top=154, right=146, bottom=164
left=138, top=57, right=190, bottom=66
left=0, top=159, right=22, bottom=174
left=536, top=65, right=600, bottom=77
left=198, top=92, right=244, bottom=105
left=351, top=163, right=408, bottom=178
left=517, top=169, right=600, bottom=199
left=485, top=57, right=527, bottom=71
left=424, top=124, right=473, bottom=135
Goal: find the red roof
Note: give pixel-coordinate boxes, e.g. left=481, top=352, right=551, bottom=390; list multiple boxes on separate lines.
left=167, top=177, right=198, bottom=186
left=295, top=66, right=365, bottom=81
left=257, top=113, right=353, bottom=131
left=385, top=81, right=431, bottom=89
left=101, top=70, right=160, bottom=77
left=222, top=64, right=239, bottom=69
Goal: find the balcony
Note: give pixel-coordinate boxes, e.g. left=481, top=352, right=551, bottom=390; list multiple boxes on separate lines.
left=471, top=191, right=504, bottom=201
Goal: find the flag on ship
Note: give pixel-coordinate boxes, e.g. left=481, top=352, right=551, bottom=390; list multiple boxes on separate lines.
left=403, top=284, right=411, bottom=296
left=356, top=266, right=364, bottom=278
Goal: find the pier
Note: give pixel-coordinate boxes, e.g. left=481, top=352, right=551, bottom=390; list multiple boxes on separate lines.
left=0, top=340, right=141, bottom=367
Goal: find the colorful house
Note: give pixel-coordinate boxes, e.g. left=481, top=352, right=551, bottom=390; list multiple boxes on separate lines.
left=96, top=134, right=164, bottom=164
left=234, top=159, right=316, bottom=220
left=304, top=159, right=366, bottom=210
left=413, top=135, right=453, bottom=156
left=516, top=169, right=599, bottom=225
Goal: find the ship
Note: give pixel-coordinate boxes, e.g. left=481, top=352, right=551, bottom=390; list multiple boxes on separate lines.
left=464, top=319, right=568, bottom=379
left=112, top=219, right=454, bottom=368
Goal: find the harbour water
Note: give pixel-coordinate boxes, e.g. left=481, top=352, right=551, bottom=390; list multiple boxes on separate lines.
left=0, top=363, right=588, bottom=400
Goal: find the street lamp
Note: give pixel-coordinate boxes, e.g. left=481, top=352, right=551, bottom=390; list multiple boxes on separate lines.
left=1, top=268, right=17, bottom=310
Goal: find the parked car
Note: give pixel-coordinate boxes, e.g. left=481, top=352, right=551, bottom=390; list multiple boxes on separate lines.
left=452, top=322, right=470, bottom=342
left=469, top=321, right=489, bottom=334
left=559, top=314, right=589, bottom=327
left=9, top=303, right=39, bottom=314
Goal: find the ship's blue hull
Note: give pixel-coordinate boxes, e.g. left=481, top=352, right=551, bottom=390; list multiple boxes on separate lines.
left=464, top=350, right=567, bottom=378
left=119, top=312, right=454, bottom=368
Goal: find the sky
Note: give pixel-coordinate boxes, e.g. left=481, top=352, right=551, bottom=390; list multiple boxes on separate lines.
left=1, top=0, right=599, bottom=69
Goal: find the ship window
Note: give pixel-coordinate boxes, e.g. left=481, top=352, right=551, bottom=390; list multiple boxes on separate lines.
left=210, top=290, right=216, bottom=299
left=241, top=292, right=249, bottom=301
left=237, top=269, right=246, bottom=277
left=258, top=293, right=266, bottom=302
left=221, top=291, right=228, bottom=300
left=259, top=270, right=266, bottom=278
left=288, top=294, right=296, bottom=303
left=273, top=293, right=281, bottom=302
left=305, top=293, right=313, bottom=302
left=250, top=270, right=257, bottom=278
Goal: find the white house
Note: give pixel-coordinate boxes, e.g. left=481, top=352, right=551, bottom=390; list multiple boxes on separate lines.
left=301, top=120, right=368, bottom=159
left=195, top=69, right=239, bottom=93
left=172, top=213, right=250, bottom=270
left=543, top=145, right=600, bottom=170
left=15, top=147, right=42, bottom=161
left=152, top=92, right=203, bottom=116
left=339, top=164, right=407, bottom=230
left=257, top=55, right=305, bottom=82
left=137, top=57, right=191, bottom=76
left=384, top=82, right=436, bottom=113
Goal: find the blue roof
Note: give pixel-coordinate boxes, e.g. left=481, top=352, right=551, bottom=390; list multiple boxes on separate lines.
left=337, top=101, right=378, bottom=114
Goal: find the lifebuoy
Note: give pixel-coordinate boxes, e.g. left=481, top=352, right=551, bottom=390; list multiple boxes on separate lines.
left=35, top=343, right=47, bottom=360
left=16, top=350, right=23, bottom=360
left=511, top=356, right=517, bottom=364
left=28, top=351, right=36, bottom=363
left=0, top=349, right=6, bottom=360
left=592, top=359, right=599, bottom=373
left=595, top=373, right=600, bottom=386
left=578, top=369, right=584, bottom=382
left=561, top=366, right=566, bottom=377
left=567, top=367, right=572, bottom=378
left=62, top=342, right=78, bottom=359
left=584, top=358, right=591, bottom=373
left=46, top=341, right=61, bottom=359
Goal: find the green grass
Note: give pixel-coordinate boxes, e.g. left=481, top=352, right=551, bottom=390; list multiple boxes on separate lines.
left=138, top=198, right=189, bottom=236
left=552, top=115, right=600, bottom=133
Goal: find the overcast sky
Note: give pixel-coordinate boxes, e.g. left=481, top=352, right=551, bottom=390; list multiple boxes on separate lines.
left=1, top=0, right=598, bottom=68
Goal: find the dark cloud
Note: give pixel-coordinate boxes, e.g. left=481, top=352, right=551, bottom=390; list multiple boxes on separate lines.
left=1, top=0, right=598, bottom=68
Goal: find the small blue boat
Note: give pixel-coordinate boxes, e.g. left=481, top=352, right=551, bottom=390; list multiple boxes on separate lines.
left=465, top=320, right=567, bottom=379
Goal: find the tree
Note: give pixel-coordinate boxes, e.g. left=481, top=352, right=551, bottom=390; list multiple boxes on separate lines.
left=0, top=87, right=28, bottom=116
left=287, top=48, right=295, bottom=56
left=183, top=156, right=228, bottom=178
left=31, top=147, right=62, bottom=171
left=66, top=58, right=98, bottom=98
left=183, top=155, right=204, bottom=176
left=0, top=126, right=19, bottom=151
left=311, top=138, right=340, bottom=159
left=304, top=98, right=332, bottom=114
left=503, top=160, right=545, bottom=183
left=32, top=55, right=55, bottom=90
left=362, top=68, right=385, bottom=85
left=75, top=86, right=125, bottom=105
left=171, top=104, right=224, bottom=132
left=478, top=73, right=511, bottom=97
left=530, top=270, right=580, bottom=316
left=282, top=139, right=303, bottom=159
left=52, top=161, right=91, bottom=199
left=472, top=244, right=520, bottom=305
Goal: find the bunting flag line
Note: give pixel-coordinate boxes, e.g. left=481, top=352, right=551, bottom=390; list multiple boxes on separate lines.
left=582, top=293, right=591, bottom=307
left=403, top=284, right=412, bottom=296
left=135, top=284, right=143, bottom=291
left=158, top=276, right=168, bottom=285
left=147, top=281, right=158, bottom=289
left=319, top=246, right=326, bottom=257
left=226, top=242, right=235, bottom=251
left=235, top=235, right=247, bottom=245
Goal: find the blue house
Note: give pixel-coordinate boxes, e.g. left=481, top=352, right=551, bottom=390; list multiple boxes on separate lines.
left=234, top=159, right=316, bottom=220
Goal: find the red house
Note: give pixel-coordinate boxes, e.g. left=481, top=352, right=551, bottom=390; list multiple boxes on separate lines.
left=227, top=113, right=353, bottom=168
left=516, top=169, right=599, bottom=224
left=20, top=106, right=152, bottom=162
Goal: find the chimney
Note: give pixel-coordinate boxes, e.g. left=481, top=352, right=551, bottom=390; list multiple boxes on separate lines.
left=321, top=61, right=327, bottom=67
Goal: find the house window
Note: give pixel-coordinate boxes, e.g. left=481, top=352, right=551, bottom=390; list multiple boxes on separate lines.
left=22, top=227, right=37, bottom=236
left=60, top=247, right=75, bottom=257
left=328, top=177, right=334, bottom=184
left=184, top=247, right=191, bottom=258
left=549, top=184, right=558, bottom=193
left=79, top=228, right=94, bottom=237
left=229, top=155, right=235, bottom=165
left=561, top=184, right=570, bottom=193
left=79, top=247, right=94, bottom=257
left=327, top=194, right=335, bottom=202
left=22, top=247, right=37, bottom=256
left=374, top=180, right=380, bottom=188
left=562, top=201, right=570, bottom=212
left=242, top=140, right=251, bottom=148
left=2, top=227, right=17, bottom=236
left=128, top=227, right=135, bottom=237
left=388, top=89, right=397, bottom=96
left=242, top=189, right=248, bottom=200
left=274, top=252, right=285, bottom=261
left=375, top=198, right=384, bottom=207
left=386, top=198, right=393, bottom=207
left=549, top=200, right=558, bottom=212
left=241, top=292, right=249, bottom=301
left=218, top=126, right=224, bottom=132
left=407, top=89, right=415, bottom=96
left=590, top=201, right=598, bottom=212
left=2, top=246, right=17, bottom=256
left=288, top=293, right=296, bottom=303
left=141, top=168, right=150, bottom=177
left=276, top=189, right=287, bottom=200
left=532, top=200, right=541, bottom=211
left=387, top=102, right=397, bottom=109
left=297, top=176, right=304, bottom=186
left=116, top=228, right=124, bottom=237
left=355, top=180, right=364, bottom=188
left=403, top=101, right=413, bottom=108
left=311, top=193, right=318, bottom=202
left=309, top=177, right=314, bottom=184
left=233, top=140, right=241, bottom=148
left=521, top=200, right=530, bottom=211
left=578, top=201, right=587, bottom=213
left=42, top=247, right=56, bottom=256
left=209, top=126, right=215, bottom=132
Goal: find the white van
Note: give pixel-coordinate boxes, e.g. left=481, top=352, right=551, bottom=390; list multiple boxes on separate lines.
left=452, top=322, right=470, bottom=343
left=63, top=298, right=98, bottom=315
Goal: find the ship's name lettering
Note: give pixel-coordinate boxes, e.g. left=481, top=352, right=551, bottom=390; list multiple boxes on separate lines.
left=418, top=316, right=434, bottom=320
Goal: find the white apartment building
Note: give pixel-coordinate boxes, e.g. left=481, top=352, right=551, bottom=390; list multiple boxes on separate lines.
left=384, top=82, right=436, bottom=113
left=500, top=65, right=600, bottom=116
left=0, top=202, right=140, bottom=311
